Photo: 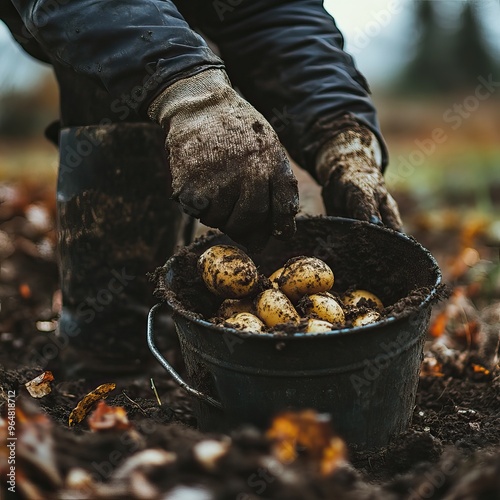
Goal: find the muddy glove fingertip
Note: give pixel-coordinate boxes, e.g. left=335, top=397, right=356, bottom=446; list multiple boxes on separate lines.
left=380, top=194, right=403, bottom=232
left=272, top=203, right=297, bottom=240
left=271, top=166, right=299, bottom=241
left=369, top=215, right=384, bottom=226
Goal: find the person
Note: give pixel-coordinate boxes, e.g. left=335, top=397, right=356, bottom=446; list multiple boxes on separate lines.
left=2, top=0, right=402, bottom=377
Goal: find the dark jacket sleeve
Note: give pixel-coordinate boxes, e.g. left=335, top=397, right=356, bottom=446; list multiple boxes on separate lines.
left=9, top=0, right=224, bottom=116
left=176, top=0, right=388, bottom=177
left=1, top=2, right=50, bottom=62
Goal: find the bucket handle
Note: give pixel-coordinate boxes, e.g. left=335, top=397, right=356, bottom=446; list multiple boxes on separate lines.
left=147, top=303, right=223, bottom=410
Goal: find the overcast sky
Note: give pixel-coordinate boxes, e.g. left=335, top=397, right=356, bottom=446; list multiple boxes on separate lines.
left=1, top=0, right=499, bottom=92
left=326, top=0, right=500, bottom=84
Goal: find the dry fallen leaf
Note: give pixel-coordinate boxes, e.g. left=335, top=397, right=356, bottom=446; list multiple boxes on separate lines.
left=88, top=400, right=132, bottom=432
left=471, top=364, right=491, bottom=375
left=421, top=355, right=445, bottom=377
left=15, top=404, right=62, bottom=490
left=112, top=449, right=177, bottom=481
left=19, top=283, right=32, bottom=299
left=430, top=311, right=448, bottom=338
left=68, top=383, right=116, bottom=427
left=25, top=371, right=54, bottom=398
left=266, top=410, right=346, bottom=476
left=321, top=437, right=347, bottom=476
left=193, top=439, right=230, bottom=471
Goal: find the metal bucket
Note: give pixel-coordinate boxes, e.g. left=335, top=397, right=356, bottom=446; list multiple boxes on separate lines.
left=148, top=217, right=442, bottom=448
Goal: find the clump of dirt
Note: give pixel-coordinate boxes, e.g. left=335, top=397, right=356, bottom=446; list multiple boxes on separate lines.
left=384, top=283, right=449, bottom=318
left=268, top=318, right=310, bottom=334
left=151, top=242, right=220, bottom=320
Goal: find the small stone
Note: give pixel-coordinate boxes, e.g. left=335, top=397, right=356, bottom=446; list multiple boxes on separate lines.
left=193, top=439, right=230, bottom=470
left=65, top=468, right=95, bottom=490
left=25, top=371, right=54, bottom=398
left=0, top=230, right=14, bottom=260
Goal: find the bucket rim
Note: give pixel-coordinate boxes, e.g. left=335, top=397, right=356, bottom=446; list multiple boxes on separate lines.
left=164, top=216, right=442, bottom=340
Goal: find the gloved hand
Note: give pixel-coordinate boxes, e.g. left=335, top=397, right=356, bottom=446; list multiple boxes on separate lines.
left=148, top=69, right=299, bottom=249
left=315, top=126, right=402, bottom=231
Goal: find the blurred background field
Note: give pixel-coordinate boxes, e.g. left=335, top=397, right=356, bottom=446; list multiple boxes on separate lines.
left=0, top=0, right=499, bottom=236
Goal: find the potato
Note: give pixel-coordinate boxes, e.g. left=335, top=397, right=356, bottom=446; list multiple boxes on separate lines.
left=343, top=289, right=383, bottom=311
left=256, top=289, right=300, bottom=328
left=269, top=267, right=284, bottom=289
left=304, top=293, right=345, bottom=325
left=352, top=310, right=381, bottom=327
left=279, top=256, right=334, bottom=302
left=198, top=245, right=259, bottom=298
left=217, top=298, right=255, bottom=319
left=225, top=313, right=266, bottom=333
left=305, top=318, right=334, bottom=334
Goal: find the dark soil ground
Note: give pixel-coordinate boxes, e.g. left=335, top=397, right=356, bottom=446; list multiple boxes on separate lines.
left=1, top=180, right=499, bottom=499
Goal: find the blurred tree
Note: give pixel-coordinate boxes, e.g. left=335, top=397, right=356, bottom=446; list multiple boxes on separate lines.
left=395, top=0, right=450, bottom=94
left=395, top=0, right=499, bottom=95
left=0, top=74, right=58, bottom=137
left=450, top=2, right=498, bottom=89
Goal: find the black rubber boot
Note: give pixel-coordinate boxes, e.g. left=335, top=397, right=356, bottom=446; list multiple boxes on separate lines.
left=55, top=123, right=185, bottom=378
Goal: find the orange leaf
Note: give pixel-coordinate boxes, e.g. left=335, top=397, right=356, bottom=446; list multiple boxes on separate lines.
left=267, top=410, right=346, bottom=475
left=88, top=400, right=131, bottom=432
left=68, top=383, right=116, bottom=427
left=421, top=357, right=444, bottom=377
left=19, top=283, right=31, bottom=299
left=472, top=364, right=490, bottom=375
left=430, top=311, right=448, bottom=338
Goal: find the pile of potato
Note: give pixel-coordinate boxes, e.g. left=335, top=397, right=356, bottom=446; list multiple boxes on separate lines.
left=198, top=245, right=384, bottom=334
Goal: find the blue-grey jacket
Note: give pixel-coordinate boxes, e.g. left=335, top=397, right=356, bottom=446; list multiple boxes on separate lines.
left=3, top=0, right=387, bottom=176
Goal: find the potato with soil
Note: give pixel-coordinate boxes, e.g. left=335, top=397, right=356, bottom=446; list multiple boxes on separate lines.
left=352, top=310, right=381, bottom=327
left=217, top=298, right=256, bottom=319
left=279, top=256, right=334, bottom=302
left=269, top=267, right=284, bottom=289
left=256, top=289, right=300, bottom=328
left=303, top=292, right=345, bottom=325
left=305, top=318, right=334, bottom=333
left=225, top=313, right=266, bottom=333
left=198, top=245, right=259, bottom=298
left=343, top=289, right=383, bottom=311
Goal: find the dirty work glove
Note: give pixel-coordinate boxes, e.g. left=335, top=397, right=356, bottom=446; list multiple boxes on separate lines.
left=148, top=69, right=299, bottom=249
left=316, top=126, right=403, bottom=231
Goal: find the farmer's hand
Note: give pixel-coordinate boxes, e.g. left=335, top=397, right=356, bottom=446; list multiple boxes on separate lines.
left=148, top=69, right=298, bottom=249
left=316, top=126, right=403, bottom=231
